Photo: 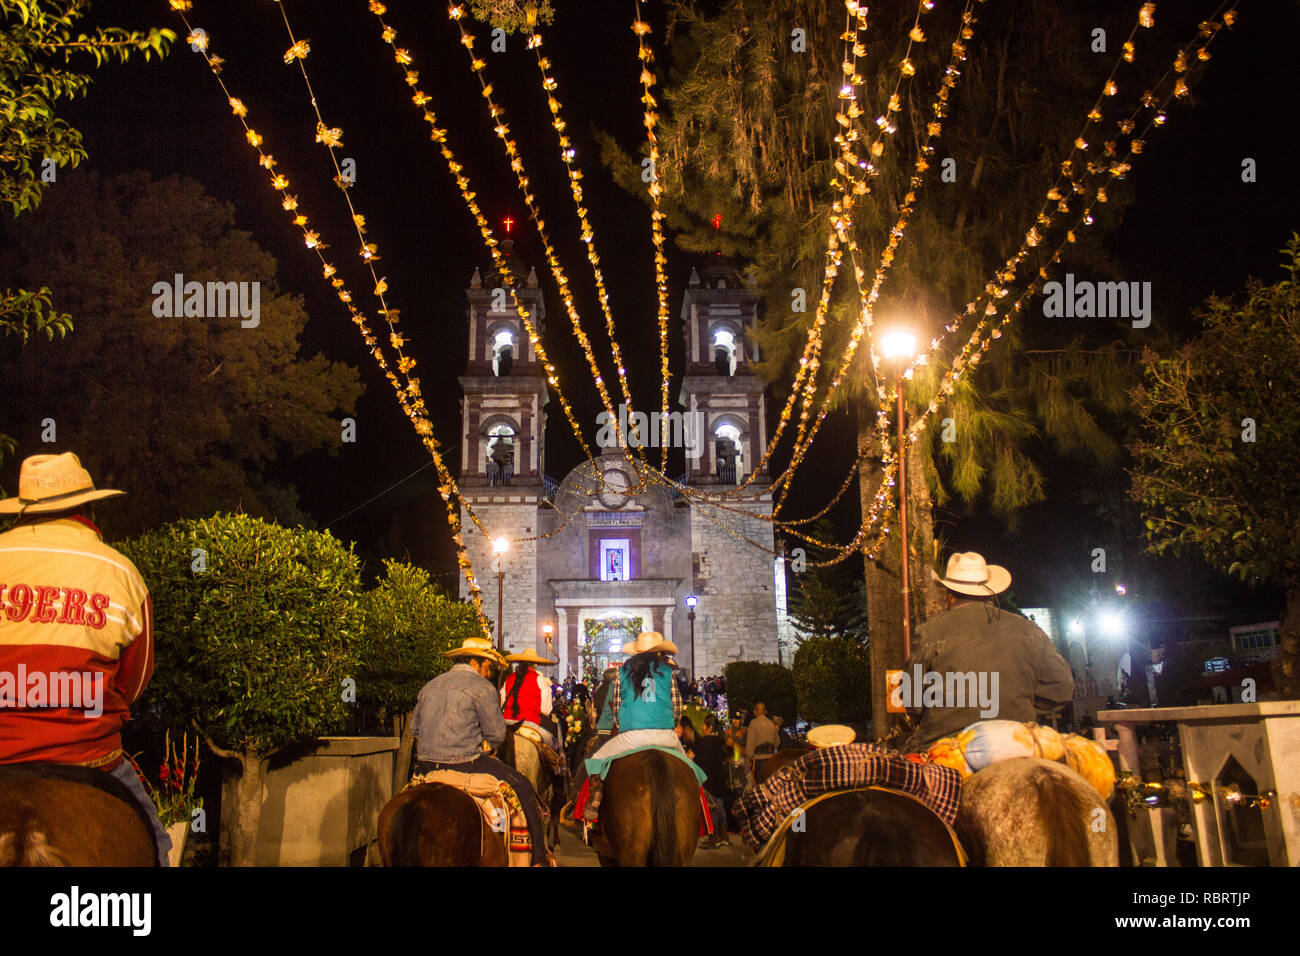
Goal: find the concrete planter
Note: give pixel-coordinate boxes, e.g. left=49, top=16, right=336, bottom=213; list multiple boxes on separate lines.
left=1100, top=702, right=1300, bottom=867
left=166, top=820, right=189, bottom=867
left=221, top=736, right=399, bottom=866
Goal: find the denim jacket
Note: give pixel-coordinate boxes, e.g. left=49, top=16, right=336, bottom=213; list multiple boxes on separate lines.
left=412, top=663, right=507, bottom=765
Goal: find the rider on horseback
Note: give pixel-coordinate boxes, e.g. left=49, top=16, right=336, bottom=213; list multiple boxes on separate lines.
left=501, top=648, right=566, bottom=779
left=0, top=454, right=171, bottom=865
left=410, top=637, right=552, bottom=866
left=582, top=632, right=686, bottom=822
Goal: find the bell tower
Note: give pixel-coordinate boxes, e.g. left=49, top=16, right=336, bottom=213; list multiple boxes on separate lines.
left=457, top=240, right=546, bottom=654
left=678, top=260, right=768, bottom=488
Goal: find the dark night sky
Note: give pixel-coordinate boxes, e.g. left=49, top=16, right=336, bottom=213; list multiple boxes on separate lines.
left=15, top=0, right=1300, bottom=628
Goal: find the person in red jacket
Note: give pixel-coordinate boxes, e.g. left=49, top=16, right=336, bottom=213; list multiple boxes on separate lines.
left=500, top=648, right=558, bottom=749
left=0, top=453, right=170, bottom=865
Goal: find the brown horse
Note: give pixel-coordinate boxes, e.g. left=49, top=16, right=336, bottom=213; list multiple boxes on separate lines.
left=590, top=750, right=701, bottom=867
left=955, top=757, right=1117, bottom=866
left=755, top=746, right=812, bottom=785
left=377, top=782, right=509, bottom=866
left=0, top=763, right=156, bottom=866
left=777, top=787, right=966, bottom=866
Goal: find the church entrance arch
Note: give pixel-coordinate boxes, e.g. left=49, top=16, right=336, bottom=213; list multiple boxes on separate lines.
left=579, top=613, right=643, bottom=682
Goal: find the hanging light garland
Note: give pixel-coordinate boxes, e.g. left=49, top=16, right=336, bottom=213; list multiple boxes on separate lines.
left=168, top=0, right=495, bottom=638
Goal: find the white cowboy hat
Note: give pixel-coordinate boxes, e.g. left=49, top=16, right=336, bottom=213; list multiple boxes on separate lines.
left=621, top=631, right=678, bottom=657
left=806, top=725, right=856, bottom=748
left=0, top=453, right=124, bottom=516
left=505, top=648, right=557, bottom=666
left=931, top=551, right=1011, bottom=597
left=445, top=637, right=508, bottom=667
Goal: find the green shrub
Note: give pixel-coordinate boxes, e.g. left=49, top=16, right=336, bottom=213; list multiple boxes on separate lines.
left=793, top=637, right=871, bottom=724
left=356, top=558, right=482, bottom=730
left=723, top=661, right=797, bottom=724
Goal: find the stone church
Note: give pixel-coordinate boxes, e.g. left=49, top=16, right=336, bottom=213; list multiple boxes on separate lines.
left=456, top=244, right=788, bottom=680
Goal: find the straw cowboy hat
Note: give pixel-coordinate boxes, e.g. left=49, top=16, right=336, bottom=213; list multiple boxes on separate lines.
left=445, top=637, right=507, bottom=667
left=621, top=631, right=678, bottom=657
left=505, top=648, right=557, bottom=666
left=931, top=551, right=1011, bottom=597
left=0, top=453, right=124, bottom=516
left=807, top=724, right=856, bottom=749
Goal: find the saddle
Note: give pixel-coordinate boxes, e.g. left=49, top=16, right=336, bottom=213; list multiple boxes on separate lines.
left=406, top=770, right=533, bottom=867
left=511, top=725, right=567, bottom=779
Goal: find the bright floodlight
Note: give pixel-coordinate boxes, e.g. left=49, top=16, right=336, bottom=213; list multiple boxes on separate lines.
left=1115, top=583, right=1127, bottom=596
left=492, top=536, right=510, bottom=554
left=1067, top=618, right=1084, bottom=638
left=685, top=594, right=698, bottom=608
left=1099, top=609, right=1126, bottom=638
left=880, top=328, right=918, bottom=360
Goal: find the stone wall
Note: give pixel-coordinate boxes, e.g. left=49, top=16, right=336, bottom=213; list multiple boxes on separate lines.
left=459, top=499, right=539, bottom=655
left=690, top=494, right=781, bottom=675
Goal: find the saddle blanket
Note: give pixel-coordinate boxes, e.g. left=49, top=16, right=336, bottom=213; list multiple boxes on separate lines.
left=572, top=778, right=714, bottom=838
left=406, top=770, right=533, bottom=866
left=732, top=742, right=962, bottom=851
left=922, top=720, right=1115, bottom=800
left=584, top=742, right=708, bottom=787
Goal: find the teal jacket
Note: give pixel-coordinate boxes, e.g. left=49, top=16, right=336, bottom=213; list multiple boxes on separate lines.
left=615, top=659, right=676, bottom=732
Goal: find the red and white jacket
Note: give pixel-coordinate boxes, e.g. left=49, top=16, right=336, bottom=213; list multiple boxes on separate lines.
left=0, top=516, right=153, bottom=770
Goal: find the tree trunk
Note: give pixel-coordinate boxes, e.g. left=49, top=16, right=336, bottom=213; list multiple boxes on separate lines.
left=858, top=408, right=941, bottom=743
left=225, top=753, right=268, bottom=868
left=1272, top=585, right=1300, bottom=699
left=392, top=711, right=416, bottom=794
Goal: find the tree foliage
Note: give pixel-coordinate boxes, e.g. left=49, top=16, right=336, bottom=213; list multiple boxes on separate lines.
left=785, top=517, right=868, bottom=642
left=792, top=636, right=871, bottom=725
left=0, top=171, right=364, bottom=533
left=116, top=513, right=365, bottom=756
left=1131, top=237, right=1300, bottom=697
left=355, top=558, right=483, bottom=729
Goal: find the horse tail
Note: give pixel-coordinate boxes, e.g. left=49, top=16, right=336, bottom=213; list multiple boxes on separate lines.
left=649, top=752, right=680, bottom=867
left=1033, top=766, right=1092, bottom=867
left=0, top=819, right=68, bottom=866
left=386, top=796, right=428, bottom=867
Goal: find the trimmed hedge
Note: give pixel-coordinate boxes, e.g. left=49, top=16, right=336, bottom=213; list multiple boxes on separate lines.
left=792, top=636, right=871, bottom=724
left=723, top=660, right=797, bottom=724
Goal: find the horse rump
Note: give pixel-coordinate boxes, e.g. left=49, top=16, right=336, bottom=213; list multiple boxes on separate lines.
left=1033, top=765, right=1093, bottom=867
left=379, top=783, right=502, bottom=867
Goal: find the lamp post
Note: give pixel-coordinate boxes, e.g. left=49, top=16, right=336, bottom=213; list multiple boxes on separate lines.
left=542, top=621, right=554, bottom=658
left=685, top=594, right=698, bottom=679
left=881, top=328, right=918, bottom=661
left=493, top=536, right=509, bottom=652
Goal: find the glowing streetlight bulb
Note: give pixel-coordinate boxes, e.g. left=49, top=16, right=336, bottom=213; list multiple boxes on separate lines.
left=1067, top=619, right=1084, bottom=638
left=880, top=328, right=918, bottom=361
left=492, top=536, right=510, bottom=555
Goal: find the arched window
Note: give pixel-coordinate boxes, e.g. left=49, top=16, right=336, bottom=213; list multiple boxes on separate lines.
left=486, top=423, right=516, bottom=485
left=714, top=422, right=742, bottom=484
left=712, top=327, right=737, bottom=376
left=492, top=328, right=516, bottom=376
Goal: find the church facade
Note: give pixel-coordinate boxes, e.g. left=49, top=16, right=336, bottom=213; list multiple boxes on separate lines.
left=456, top=245, right=788, bottom=680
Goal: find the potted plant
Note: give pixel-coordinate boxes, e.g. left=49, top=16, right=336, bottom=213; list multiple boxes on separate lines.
left=132, top=730, right=203, bottom=867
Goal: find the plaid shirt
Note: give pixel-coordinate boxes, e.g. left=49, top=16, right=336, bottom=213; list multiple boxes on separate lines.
left=731, top=743, right=962, bottom=850
left=608, top=666, right=682, bottom=728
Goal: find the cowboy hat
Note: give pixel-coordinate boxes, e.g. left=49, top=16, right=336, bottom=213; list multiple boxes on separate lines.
left=445, top=637, right=507, bottom=667
left=931, top=551, right=1011, bottom=597
left=621, top=631, right=678, bottom=657
left=806, top=724, right=856, bottom=748
left=505, top=648, right=557, bottom=666
left=0, top=453, right=124, bottom=516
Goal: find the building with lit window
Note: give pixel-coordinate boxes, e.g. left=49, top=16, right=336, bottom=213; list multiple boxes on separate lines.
left=456, top=245, right=783, bottom=679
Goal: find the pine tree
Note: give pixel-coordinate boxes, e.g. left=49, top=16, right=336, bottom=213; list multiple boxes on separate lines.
left=786, top=518, right=869, bottom=644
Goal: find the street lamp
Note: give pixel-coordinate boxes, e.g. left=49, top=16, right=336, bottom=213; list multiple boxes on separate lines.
left=493, top=536, right=509, bottom=652
left=542, top=621, right=554, bottom=658
left=685, top=594, right=698, bottom=679
left=880, top=327, right=918, bottom=660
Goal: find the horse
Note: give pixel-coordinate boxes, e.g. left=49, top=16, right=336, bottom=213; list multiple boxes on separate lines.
left=777, top=786, right=966, bottom=866
left=377, top=782, right=509, bottom=867
left=500, top=726, right=564, bottom=849
left=755, top=746, right=811, bottom=785
left=955, top=757, right=1117, bottom=866
left=589, top=749, right=701, bottom=867
left=0, top=763, right=156, bottom=866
